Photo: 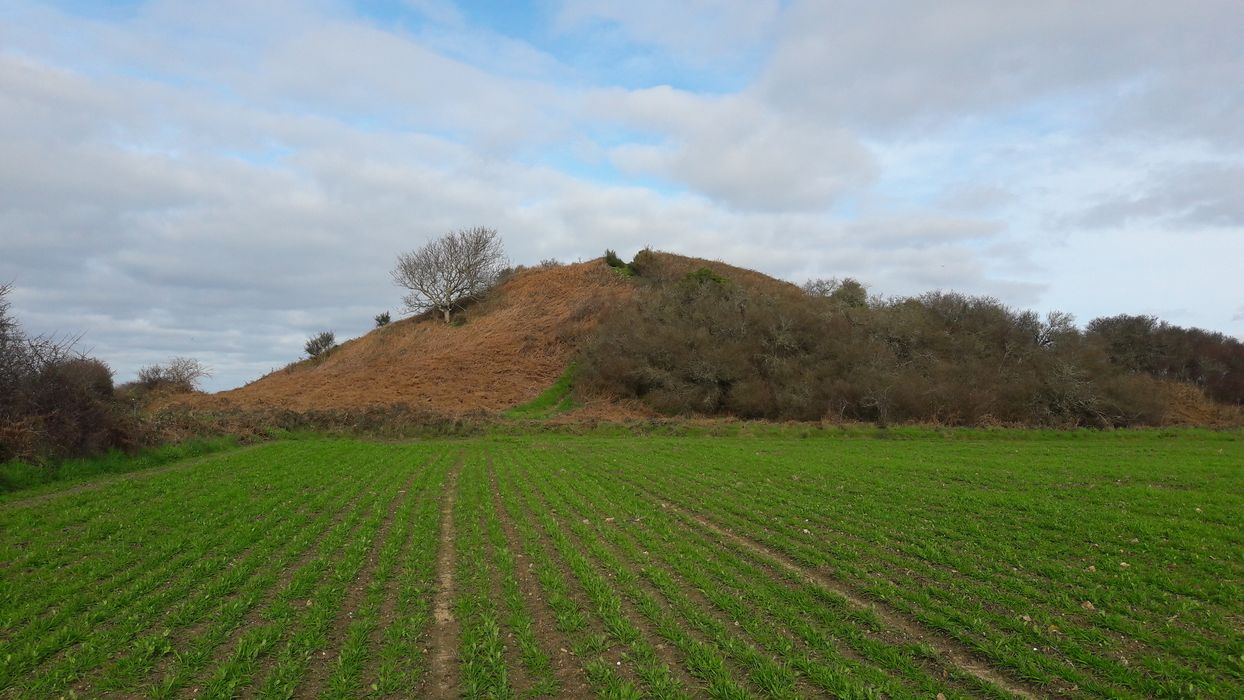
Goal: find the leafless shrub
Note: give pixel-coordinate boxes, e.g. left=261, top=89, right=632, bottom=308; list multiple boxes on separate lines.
left=0, top=282, right=14, bottom=339
left=391, top=227, right=507, bottom=323
left=136, top=356, right=211, bottom=393
left=1, top=283, right=145, bottom=462
left=1087, top=314, right=1244, bottom=405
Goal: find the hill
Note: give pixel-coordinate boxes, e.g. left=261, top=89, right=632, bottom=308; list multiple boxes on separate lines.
left=179, top=260, right=636, bottom=413
left=170, top=250, right=1242, bottom=427
left=174, top=252, right=809, bottom=415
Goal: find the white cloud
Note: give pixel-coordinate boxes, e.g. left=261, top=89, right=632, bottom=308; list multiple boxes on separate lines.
left=762, top=0, right=1244, bottom=137
left=591, top=88, right=876, bottom=210
left=1076, top=162, right=1244, bottom=229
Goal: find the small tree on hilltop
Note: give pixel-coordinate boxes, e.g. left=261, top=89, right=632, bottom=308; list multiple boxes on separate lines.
left=391, top=227, right=507, bottom=323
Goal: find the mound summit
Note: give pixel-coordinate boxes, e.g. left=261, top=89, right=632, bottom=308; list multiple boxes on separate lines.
left=178, top=252, right=799, bottom=415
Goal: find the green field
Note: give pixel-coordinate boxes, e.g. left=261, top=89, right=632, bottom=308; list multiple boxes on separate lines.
left=1, top=431, right=1241, bottom=698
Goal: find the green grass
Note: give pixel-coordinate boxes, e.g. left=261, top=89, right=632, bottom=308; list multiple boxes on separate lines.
left=504, top=366, right=579, bottom=419
left=1, top=430, right=1240, bottom=698
left=0, top=435, right=240, bottom=496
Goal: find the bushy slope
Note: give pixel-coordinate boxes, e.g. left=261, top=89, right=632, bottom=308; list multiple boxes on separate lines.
left=579, top=254, right=1244, bottom=427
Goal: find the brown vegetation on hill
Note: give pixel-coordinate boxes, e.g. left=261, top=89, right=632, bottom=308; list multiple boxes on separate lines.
left=167, top=250, right=1241, bottom=427
left=1161, top=382, right=1244, bottom=427
left=628, top=249, right=807, bottom=298
left=177, top=260, right=635, bottom=413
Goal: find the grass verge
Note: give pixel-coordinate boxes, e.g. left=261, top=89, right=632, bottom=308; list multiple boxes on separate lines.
left=0, top=435, right=240, bottom=496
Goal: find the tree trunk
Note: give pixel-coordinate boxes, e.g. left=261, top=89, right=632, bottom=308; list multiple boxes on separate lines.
left=442, top=307, right=452, bottom=323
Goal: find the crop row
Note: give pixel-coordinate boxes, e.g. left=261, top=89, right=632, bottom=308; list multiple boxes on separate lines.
left=0, top=441, right=450, bottom=699
left=2, top=433, right=1239, bottom=698
left=529, top=435, right=1241, bottom=698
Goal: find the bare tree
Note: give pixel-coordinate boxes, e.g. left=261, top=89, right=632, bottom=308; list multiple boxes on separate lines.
left=1, top=282, right=84, bottom=400
left=391, top=227, right=507, bottom=323
left=0, top=282, right=13, bottom=339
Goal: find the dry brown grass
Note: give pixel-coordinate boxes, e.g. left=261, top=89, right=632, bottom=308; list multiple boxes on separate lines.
left=172, top=260, right=636, bottom=413
left=1162, top=382, right=1244, bottom=427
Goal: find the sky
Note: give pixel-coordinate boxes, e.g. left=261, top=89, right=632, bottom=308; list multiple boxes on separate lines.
left=2, top=0, right=1242, bottom=392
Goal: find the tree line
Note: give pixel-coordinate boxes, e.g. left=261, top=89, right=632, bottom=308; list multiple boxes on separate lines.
left=578, top=253, right=1243, bottom=426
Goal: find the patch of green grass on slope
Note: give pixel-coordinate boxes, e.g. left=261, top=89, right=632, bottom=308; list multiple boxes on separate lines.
left=504, top=364, right=578, bottom=419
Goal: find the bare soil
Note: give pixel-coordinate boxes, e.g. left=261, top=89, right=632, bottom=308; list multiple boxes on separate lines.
left=422, top=454, right=464, bottom=699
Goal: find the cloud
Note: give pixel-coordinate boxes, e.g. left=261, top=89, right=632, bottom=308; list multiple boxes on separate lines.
left=1075, top=162, right=1244, bottom=229
left=1032, top=225, right=1244, bottom=334
left=761, top=0, right=1244, bottom=137
left=591, top=88, right=876, bottom=210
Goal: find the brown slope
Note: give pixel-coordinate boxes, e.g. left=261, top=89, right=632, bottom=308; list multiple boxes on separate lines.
left=182, top=260, right=636, bottom=413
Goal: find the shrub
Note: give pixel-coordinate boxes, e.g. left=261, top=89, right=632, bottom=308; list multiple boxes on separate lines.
left=375, top=311, right=391, bottom=327
left=803, top=277, right=868, bottom=307
left=1, top=284, right=145, bottom=463
left=628, top=247, right=658, bottom=276
left=50, top=358, right=114, bottom=398
left=305, top=331, right=336, bottom=358
left=684, top=267, right=728, bottom=286
left=136, top=357, right=210, bottom=394
left=577, top=265, right=1218, bottom=427
left=604, top=249, right=638, bottom=277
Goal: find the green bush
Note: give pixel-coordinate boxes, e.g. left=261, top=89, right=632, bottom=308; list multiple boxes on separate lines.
left=604, top=249, right=638, bottom=277
left=305, top=330, right=336, bottom=358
